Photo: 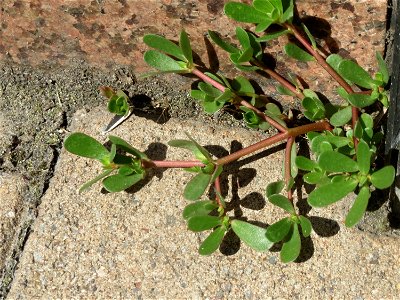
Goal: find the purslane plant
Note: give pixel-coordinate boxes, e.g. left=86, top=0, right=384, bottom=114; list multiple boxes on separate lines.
left=64, top=0, right=395, bottom=262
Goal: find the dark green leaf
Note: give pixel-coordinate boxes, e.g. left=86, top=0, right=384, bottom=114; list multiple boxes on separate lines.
left=319, top=141, right=333, bottom=153
left=376, top=52, right=389, bottom=84
left=199, top=225, right=227, bottom=255
left=190, top=89, right=207, bottom=100
left=284, top=43, right=314, bottom=62
left=143, top=34, right=185, bottom=61
left=318, top=151, right=359, bottom=173
left=347, top=93, right=378, bottom=108
left=179, top=30, right=193, bottom=65
left=64, top=133, right=110, bottom=163
left=338, top=60, right=376, bottom=89
left=108, top=135, right=147, bottom=159
left=231, top=220, right=273, bottom=251
left=118, top=166, right=135, bottom=176
left=184, top=172, right=212, bottom=200
left=370, top=166, right=395, bottom=189
left=266, top=217, right=292, bottom=242
left=308, top=179, right=358, bottom=207
left=269, top=194, right=295, bottom=214
left=208, top=30, right=239, bottom=54
left=187, top=215, right=222, bottom=232
left=298, top=215, right=312, bottom=237
left=224, top=2, right=269, bottom=24
left=265, top=103, right=281, bottom=115
left=183, top=200, right=219, bottom=220
left=266, top=180, right=285, bottom=197
left=356, top=140, right=371, bottom=175
left=280, top=0, right=294, bottom=22
left=235, top=47, right=253, bottom=63
left=280, top=223, right=301, bottom=263
left=295, top=156, right=318, bottom=171
left=102, top=173, right=144, bottom=192
left=143, top=50, right=187, bottom=72
left=256, top=29, right=290, bottom=42
left=79, top=169, right=114, bottom=193
left=330, top=106, right=352, bottom=127
left=345, top=186, right=370, bottom=227
left=255, top=19, right=274, bottom=32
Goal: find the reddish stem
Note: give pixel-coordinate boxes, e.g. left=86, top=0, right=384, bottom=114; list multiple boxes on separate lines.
left=285, top=137, right=295, bottom=201
left=142, top=160, right=204, bottom=169
left=191, top=68, right=288, bottom=133
left=284, top=23, right=359, bottom=147
left=214, top=176, right=223, bottom=208
left=251, top=60, right=304, bottom=99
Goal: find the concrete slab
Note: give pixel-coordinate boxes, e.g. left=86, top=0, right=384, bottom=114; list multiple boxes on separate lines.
left=7, top=106, right=400, bottom=299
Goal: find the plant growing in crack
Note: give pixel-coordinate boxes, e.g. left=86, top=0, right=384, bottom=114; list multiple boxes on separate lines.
left=64, top=0, right=395, bottom=262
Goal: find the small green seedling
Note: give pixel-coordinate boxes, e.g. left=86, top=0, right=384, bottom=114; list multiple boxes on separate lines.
left=64, top=0, right=395, bottom=262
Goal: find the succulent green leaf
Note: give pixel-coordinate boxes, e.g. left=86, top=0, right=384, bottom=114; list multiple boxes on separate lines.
left=187, top=215, right=222, bottom=232
left=143, top=34, right=185, bottom=61
left=183, top=200, right=219, bottom=220
left=326, top=54, right=344, bottom=73
left=199, top=225, right=227, bottom=255
left=257, top=29, right=290, bottom=42
left=347, top=93, right=378, bottom=108
left=330, top=106, right=352, bottom=127
left=179, top=30, right=193, bottom=65
left=280, top=223, right=301, bottom=263
left=298, top=215, right=312, bottom=237
left=266, top=180, right=285, bottom=198
left=370, top=166, right=396, bottom=189
left=318, top=151, right=359, bottom=173
left=236, top=27, right=251, bottom=49
left=198, top=82, right=222, bottom=98
left=376, top=52, right=389, bottom=84
left=203, top=99, right=225, bottom=114
left=208, top=30, right=239, bottom=54
left=185, top=133, right=213, bottom=162
left=269, top=194, right=295, bottom=214
left=168, top=139, right=209, bottom=163
left=303, top=171, right=329, bottom=185
left=302, top=23, right=317, bottom=49
left=79, top=169, right=114, bottom=193
left=118, top=166, right=135, bottom=176
left=184, top=172, right=212, bottom=201
left=232, top=76, right=255, bottom=94
left=280, top=0, right=294, bottom=22
left=302, top=97, right=325, bottom=120
left=144, top=50, right=187, bottom=72
left=255, top=19, right=274, bottom=32
left=108, top=135, right=147, bottom=159
left=356, top=139, right=371, bottom=175
left=345, top=186, right=370, bottom=227
left=265, top=103, right=281, bottom=115
left=284, top=43, right=314, bottom=62
left=231, top=220, right=273, bottom=252
left=234, top=47, right=253, bottom=63
left=338, top=60, right=376, bottom=89
left=319, top=141, right=333, bottom=153
left=64, top=133, right=110, bottom=163
left=191, top=89, right=207, bottom=100
left=290, top=142, right=298, bottom=178
left=266, top=217, right=292, bottom=243
left=308, top=178, right=358, bottom=207
left=295, top=156, right=318, bottom=171
left=109, top=143, right=117, bottom=162
left=102, top=173, right=144, bottom=192
left=253, top=0, right=275, bottom=15
left=224, top=2, right=269, bottom=24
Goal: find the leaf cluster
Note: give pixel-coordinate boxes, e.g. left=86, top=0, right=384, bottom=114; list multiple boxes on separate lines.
left=64, top=133, right=147, bottom=193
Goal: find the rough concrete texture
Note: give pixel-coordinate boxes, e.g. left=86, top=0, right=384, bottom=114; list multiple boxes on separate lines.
left=0, top=174, right=26, bottom=270
left=0, top=0, right=387, bottom=102
left=5, top=106, right=400, bottom=299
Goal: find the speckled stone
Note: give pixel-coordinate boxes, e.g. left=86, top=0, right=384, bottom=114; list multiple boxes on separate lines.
left=0, top=0, right=387, bottom=101
left=6, top=106, right=400, bottom=299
